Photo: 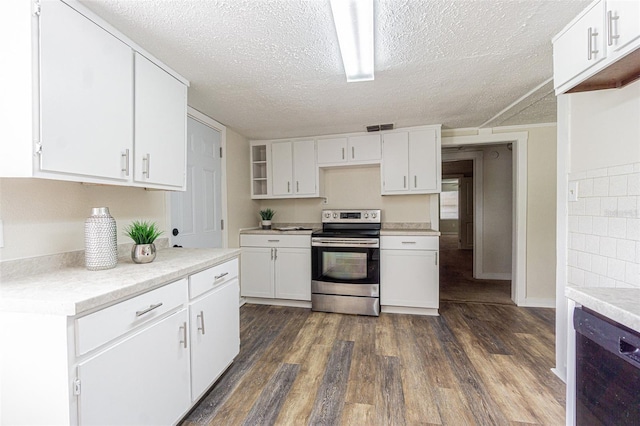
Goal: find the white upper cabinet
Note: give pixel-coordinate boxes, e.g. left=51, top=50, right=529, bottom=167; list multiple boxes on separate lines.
left=381, top=126, right=441, bottom=195
left=553, top=0, right=640, bottom=94
left=134, top=53, right=187, bottom=189
left=251, top=139, right=317, bottom=199
left=317, top=134, right=381, bottom=166
left=0, top=0, right=188, bottom=190
left=39, top=0, right=133, bottom=181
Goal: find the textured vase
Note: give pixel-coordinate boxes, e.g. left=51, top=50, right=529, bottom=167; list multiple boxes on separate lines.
left=261, top=220, right=272, bottom=230
left=85, top=207, right=118, bottom=271
left=131, top=243, right=156, bottom=264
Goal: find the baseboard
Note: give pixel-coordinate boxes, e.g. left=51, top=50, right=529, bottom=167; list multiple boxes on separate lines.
left=475, top=272, right=511, bottom=280
left=381, top=305, right=439, bottom=316
left=551, top=367, right=567, bottom=384
left=244, top=297, right=312, bottom=309
left=518, top=297, right=556, bottom=308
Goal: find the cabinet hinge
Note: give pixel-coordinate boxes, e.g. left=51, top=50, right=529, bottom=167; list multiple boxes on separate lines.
left=73, top=379, right=81, bottom=396
left=219, top=147, right=223, bottom=158
left=32, top=0, right=41, bottom=16
left=221, top=219, right=224, bottom=230
left=34, top=142, right=42, bottom=156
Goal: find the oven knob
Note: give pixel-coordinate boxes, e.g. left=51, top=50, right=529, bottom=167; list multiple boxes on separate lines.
left=333, top=212, right=338, bottom=218
left=364, top=213, right=369, bottom=218
left=324, top=212, right=330, bottom=218
left=372, top=212, right=377, bottom=218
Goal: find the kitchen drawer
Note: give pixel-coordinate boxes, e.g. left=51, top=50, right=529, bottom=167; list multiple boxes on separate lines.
left=381, top=235, right=439, bottom=250
left=76, top=278, right=187, bottom=355
left=240, top=234, right=310, bottom=248
left=189, top=258, right=239, bottom=300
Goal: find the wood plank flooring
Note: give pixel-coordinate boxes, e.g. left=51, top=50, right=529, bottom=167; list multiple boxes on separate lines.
left=181, top=302, right=565, bottom=425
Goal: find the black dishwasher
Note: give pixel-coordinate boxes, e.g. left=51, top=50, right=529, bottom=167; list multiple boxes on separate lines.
left=574, top=307, right=640, bottom=425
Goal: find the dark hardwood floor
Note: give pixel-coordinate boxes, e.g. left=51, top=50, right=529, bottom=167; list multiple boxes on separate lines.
left=182, top=302, right=564, bottom=425
left=439, top=234, right=513, bottom=305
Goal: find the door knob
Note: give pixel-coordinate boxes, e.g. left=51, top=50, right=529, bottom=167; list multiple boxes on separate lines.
left=172, top=228, right=179, bottom=236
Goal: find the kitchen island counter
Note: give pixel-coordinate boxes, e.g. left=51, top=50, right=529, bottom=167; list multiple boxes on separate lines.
left=566, top=286, right=640, bottom=332
left=0, top=247, right=240, bottom=316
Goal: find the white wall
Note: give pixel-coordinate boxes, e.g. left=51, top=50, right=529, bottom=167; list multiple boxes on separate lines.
left=481, top=145, right=513, bottom=276
left=0, top=179, right=167, bottom=261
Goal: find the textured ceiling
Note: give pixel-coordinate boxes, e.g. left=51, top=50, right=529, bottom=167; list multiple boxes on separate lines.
left=79, top=0, right=591, bottom=139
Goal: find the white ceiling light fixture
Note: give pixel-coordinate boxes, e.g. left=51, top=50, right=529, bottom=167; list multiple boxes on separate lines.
left=330, top=0, right=374, bottom=82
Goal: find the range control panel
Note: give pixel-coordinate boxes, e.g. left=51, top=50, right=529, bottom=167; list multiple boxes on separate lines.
left=321, top=209, right=381, bottom=223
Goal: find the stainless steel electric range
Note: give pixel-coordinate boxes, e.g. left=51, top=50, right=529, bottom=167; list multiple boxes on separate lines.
left=311, top=209, right=381, bottom=316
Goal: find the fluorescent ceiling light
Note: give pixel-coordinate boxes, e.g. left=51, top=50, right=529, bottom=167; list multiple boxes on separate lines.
left=330, top=0, right=374, bottom=82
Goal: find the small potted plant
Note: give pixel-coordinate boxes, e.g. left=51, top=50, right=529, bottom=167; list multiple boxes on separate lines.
left=259, top=208, right=275, bottom=229
left=124, top=220, right=164, bottom=264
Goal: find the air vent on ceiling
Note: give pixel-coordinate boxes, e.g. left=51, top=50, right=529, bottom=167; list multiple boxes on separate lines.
left=366, top=123, right=394, bottom=132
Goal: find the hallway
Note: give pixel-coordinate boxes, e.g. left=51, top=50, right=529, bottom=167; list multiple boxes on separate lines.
left=439, top=234, right=513, bottom=305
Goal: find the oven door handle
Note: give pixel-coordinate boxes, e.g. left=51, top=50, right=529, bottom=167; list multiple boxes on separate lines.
left=312, top=238, right=379, bottom=248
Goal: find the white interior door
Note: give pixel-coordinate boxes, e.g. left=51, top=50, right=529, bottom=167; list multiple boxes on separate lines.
left=171, top=117, right=222, bottom=248
left=458, top=177, right=474, bottom=250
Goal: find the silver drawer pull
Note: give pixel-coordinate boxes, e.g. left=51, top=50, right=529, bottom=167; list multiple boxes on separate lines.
left=197, top=311, right=206, bottom=335
left=267, top=239, right=280, bottom=242
left=215, top=272, right=229, bottom=280
left=180, top=322, right=187, bottom=349
left=402, top=241, right=417, bottom=244
left=135, top=302, right=163, bottom=317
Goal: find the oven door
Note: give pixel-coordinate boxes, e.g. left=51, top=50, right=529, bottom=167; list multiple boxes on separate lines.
left=311, top=240, right=379, bottom=286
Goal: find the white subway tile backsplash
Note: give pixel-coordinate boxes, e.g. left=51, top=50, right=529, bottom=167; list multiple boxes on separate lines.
left=599, top=236, right=617, bottom=256
left=593, top=177, right=610, bottom=196
left=616, top=239, right=637, bottom=262
left=608, top=217, right=627, bottom=239
left=585, top=235, right=600, bottom=254
left=585, top=198, right=601, bottom=216
left=578, top=216, right=593, bottom=234
left=592, top=217, right=608, bottom=236
left=607, top=258, right=626, bottom=281
left=608, top=164, right=635, bottom=176
left=569, top=163, right=640, bottom=289
left=609, top=175, right=628, bottom=196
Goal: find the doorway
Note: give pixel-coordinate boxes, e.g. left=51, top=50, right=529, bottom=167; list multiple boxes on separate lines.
left=439, top=145, right=515, bottom=305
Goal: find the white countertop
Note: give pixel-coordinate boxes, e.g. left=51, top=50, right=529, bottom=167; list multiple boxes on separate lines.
left=566, top=286, right=640, bottom=332
left=0, top=248, right=240, bottom=316
left=380, top=228, right=440, bottom=236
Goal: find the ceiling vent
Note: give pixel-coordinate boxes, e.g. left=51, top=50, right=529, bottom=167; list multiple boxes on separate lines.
left=366, top=123, right=394, bottom=132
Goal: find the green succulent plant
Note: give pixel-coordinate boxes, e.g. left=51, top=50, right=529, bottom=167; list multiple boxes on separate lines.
left=124, top=220, right=164, bottom=245
left=259, top=208, right=276, bottom=220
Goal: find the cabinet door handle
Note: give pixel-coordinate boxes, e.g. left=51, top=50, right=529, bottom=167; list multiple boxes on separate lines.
left=352, top=146, right=355, bottom=159
left=287, top=181, right=290, bottom=193
left=435, top=252, right=438, bottom=265
left=143, top=153, right=151, bottom=178
left=342, top=147, right=345, bottom=160
left=402, top=241, right=417, bottom=244
left=403, top=176, right=407, bottom=189
left=215, top=272, right=229, bottom=280
left=274, top=248, right=278, bottom=261
left=180, top=322, right=187, bottom=348
left=271, top=248, right=274, bottom=260
left=136, top=302, right=163, bottom=317
left=587, top=27, right=599, bottom=60
left=607, top=10, right=620, bottom=46
left=268, top=239, right=280, bottom=242
left=121, top=149, right=130, bottom=176
left=197, top=311, right=206, bottom=335
left=296, top=181, right=299, bottom=193
left=414, top=176, right=417, bottom=188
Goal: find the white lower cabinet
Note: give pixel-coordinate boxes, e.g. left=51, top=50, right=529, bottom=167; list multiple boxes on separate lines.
left=240, top=234, right=311, bottom=301
left=189, top=277, right=240, bottom=401
left=77, top=309, right=191, bottom=426
left=380, top=236, right=439, bottom=314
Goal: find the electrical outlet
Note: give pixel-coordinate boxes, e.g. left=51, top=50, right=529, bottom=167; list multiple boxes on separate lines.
left=568, top=181, right=579, bottom=202
left=322, top=197, right=329, bottom=204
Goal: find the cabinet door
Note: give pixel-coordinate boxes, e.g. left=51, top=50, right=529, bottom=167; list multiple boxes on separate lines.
left=348, top=134, right=381, bottom=162
left=39, top=0, right=133, bottom=180
left=317, top=137, right=347, bottom=164
left=409, top=129, right=439, bottom=192
left=274, top=248, right=311, bottom=301
left=190, top=279, right=240, bottom=401
left=553, top=1, right=606, bottom=89
left=241, top=247, right=275, bottom=297
left=382, top=132, right=409, bottom=193
left=134, top=53, right=187, bottom=188
left=293, top=139, right=317, bottom=195
left=272, top=141, right=294, bottom=196
left=607, top=0, right=640, bottom=54
left=77, top=309, right=190, bottom=425
left=381, top=250, right=439, bottom=309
